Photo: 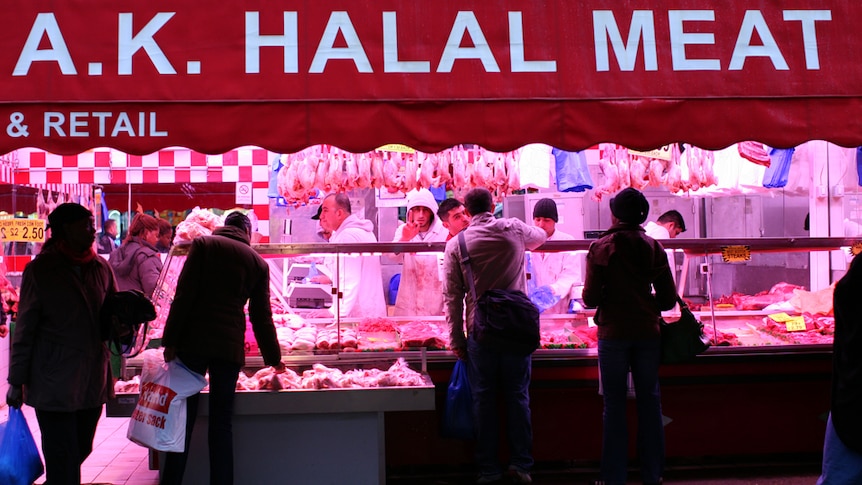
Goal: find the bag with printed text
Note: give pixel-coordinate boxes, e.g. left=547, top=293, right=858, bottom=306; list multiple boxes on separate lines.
left=127, top=351, right=207, bottom=452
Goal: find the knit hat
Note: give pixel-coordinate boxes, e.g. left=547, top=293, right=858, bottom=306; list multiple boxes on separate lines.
left=609, top=188, right=649, bottom=224
left=406, top=189, right=439, bottom=216
left=532, top=198, right=558, bottom=222
left=47, top=203, right=93, bottom=237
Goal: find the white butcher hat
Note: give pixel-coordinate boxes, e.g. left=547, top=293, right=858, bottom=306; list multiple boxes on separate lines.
left=406, top=189, right=439, bottom=217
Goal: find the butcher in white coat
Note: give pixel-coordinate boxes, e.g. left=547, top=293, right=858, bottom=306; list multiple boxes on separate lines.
left=643, top=209, right=686, bottom=286
left=311, top=193, right=386, bottom=318
left=393, top=189, right=449, bottom=316
left=643, top=210, right=686, bottom=239
left=530, top=198, right=581, bottom=314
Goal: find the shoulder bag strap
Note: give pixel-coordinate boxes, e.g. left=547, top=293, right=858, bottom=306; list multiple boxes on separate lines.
left=457, top=232, right=478, bottom=303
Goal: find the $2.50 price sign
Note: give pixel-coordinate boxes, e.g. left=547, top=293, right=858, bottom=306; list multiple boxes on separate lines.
left=0, top=219, right=46, bottom=242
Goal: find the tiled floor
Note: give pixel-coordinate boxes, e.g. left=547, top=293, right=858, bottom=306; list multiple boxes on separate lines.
left=1, top=404, right=159, bottom=485
left=1, top=404, right=822, bottom=485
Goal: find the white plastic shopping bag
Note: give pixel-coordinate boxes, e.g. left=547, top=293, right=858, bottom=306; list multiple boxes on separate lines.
left=127, top=351, right=207, bottom=452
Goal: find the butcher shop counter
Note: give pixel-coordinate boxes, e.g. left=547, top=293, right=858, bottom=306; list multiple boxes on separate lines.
left=167, top=373, right=435, bottom=485
left=115, top=353, right=435, bottom=485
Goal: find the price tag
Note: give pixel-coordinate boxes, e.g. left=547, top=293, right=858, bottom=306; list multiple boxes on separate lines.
left=377, top=144, right=415, bottom=153
left=628, top=145, right=672, bottom=161
left=0, top=219, right=46, bottom=242
left=768, top=312, right=793, bottom=322
left=721, top=245, right=751, bottom=262
left=785, top=317, right=807, bottom=332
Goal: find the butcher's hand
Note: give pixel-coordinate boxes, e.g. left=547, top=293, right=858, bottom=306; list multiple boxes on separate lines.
left=0, top=325, right=7, bottom=338
left=400, top=221, right=420, bottom=242
left=6, top=385, right=23, bottom=408
left=272, top=362, right=287, bottom=374
left=163, top=347, right=176, bottom=362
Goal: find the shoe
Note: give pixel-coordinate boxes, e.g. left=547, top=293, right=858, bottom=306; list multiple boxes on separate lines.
left=476, top=473, right=503, bottom=484
left=508, top=469, right=533, bottom=483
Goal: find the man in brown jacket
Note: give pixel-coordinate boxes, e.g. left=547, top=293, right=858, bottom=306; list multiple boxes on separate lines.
left=161, top=211, right=285, bottom=485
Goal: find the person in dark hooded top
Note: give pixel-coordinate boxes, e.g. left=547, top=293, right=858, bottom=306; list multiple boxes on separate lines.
left=7, top=203, right=118, bottom=485
left=109, top=213, right=163, bottom=298
left=582, top=187, right=677, bottom=485
left=160, top=212, right=285, bottom=485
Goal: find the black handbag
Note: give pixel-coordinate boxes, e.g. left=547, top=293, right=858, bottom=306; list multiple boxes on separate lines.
left=660, top=297, right=710, bottom=364
left=458, top=233, right=540, bottom=355
left=101, top=289, right=157, bottom=357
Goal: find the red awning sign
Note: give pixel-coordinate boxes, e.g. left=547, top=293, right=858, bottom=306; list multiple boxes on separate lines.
left=2, top=1, right=861, bottom=155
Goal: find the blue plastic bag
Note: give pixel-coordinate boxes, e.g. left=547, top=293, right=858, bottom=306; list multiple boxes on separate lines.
left=0, top=407, right=44, bottom=485
left=552, top=148, right=594, bottom=192
left=526, top=254, right=560, bottom=313
left=762, top=147, right=794, bottom=189
left=530, top=285, right=561, bottom=313
left=442, top=360, right=474, bottom=440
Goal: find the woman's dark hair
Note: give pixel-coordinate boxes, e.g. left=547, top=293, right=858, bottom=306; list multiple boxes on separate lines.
left=124, top=213, right=159, bottom=244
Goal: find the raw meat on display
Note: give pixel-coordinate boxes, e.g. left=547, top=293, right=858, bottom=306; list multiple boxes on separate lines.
left=397, top=321, right=448, bottom=349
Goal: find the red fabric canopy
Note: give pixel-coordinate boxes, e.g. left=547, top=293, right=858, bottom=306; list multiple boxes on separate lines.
left=2, top=0, right=860, bottom=155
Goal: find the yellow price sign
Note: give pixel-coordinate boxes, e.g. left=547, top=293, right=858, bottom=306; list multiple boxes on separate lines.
left=0, top=219, right=46, bottom=243
left=721, top=245, right=751, bottom=263
left=849, top=241, right=862, bottom=256
left=628, top=145, right=672, bottom=161
left=768, top=312, right=793, bottom=322
left=376, top=144, right=416, bottom=154
left=785, top=316, right=807, bottom=332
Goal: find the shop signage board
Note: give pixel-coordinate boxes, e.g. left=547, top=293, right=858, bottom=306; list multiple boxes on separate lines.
left=1, top=1, right=860, bottom=156
left=0, top=218, right=46, bottom=242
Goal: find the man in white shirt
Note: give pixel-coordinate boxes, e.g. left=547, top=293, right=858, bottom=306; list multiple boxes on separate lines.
left=643, top=210, right=686, bottom=239
left=310, top=193, right=386, bottom=318
left=529, top=198, right=581, bottom=314
left=643, top=209, right=686, bottom=286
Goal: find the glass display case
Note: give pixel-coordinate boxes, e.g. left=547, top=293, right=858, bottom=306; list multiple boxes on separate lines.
left=147, top=236, right=850, bottom=365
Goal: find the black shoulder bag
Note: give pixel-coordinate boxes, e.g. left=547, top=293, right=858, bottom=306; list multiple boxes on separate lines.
left=102, top=289, right=157, bottom=357
left=660, top=297, right=711, bottom=364
left=458, top=233, right=540, bottom=355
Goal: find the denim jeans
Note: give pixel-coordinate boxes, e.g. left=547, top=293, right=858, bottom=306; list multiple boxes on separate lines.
left=467, top=336, right=534, bottom=478
left=161, top=353, right=241, bottom=485
left=597, top=337, right=664, bottom=485
left=817, top=413, right=862, bottom=484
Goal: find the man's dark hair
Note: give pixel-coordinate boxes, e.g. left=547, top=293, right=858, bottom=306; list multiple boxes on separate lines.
left=224, top=212, right=252, bottom=235
left=657, top=210, right=686, bottom=232
left=327, top=193, right=352, bottom=214
left=437, top=198, right=463, bottom=221
left=464, top=188, right=493, bottom=216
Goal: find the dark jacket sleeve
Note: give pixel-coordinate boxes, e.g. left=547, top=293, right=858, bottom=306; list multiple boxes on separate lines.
left=8, top=265, right=40, bottom=386
left=162, top=239, right=206, bottom=348
left=248, top=260, right=280, bottom=367
left=652, top=241, right=678, bottom=311
left=137, top=251, right=164, bottom=298
left=581, top=242, right=603, bottom=309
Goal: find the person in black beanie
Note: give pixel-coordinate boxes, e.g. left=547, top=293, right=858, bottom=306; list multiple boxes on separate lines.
left=582, top=187, right=676, bottom=485
left=529, top=198, right=579, bottom=314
